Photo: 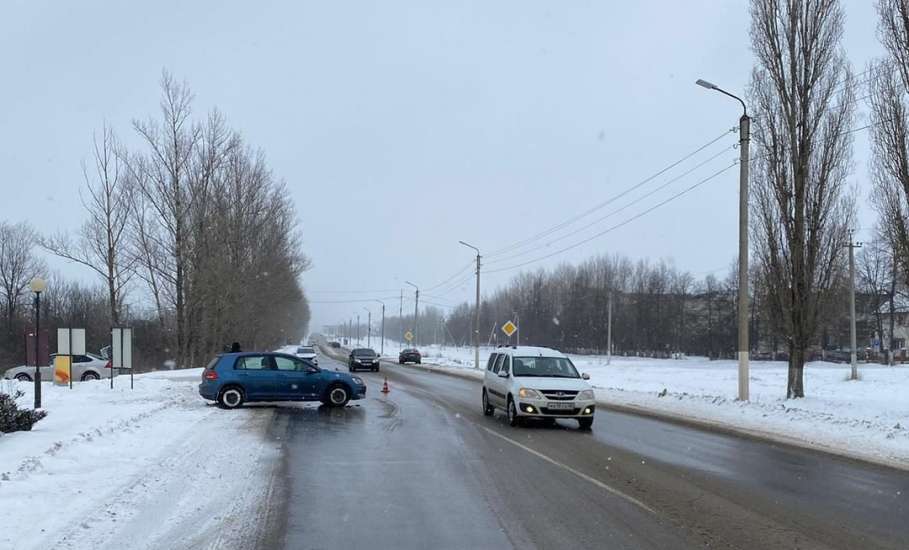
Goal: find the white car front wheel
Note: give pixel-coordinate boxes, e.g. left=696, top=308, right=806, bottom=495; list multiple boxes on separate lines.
left=507, top=398, right=521, bottom=427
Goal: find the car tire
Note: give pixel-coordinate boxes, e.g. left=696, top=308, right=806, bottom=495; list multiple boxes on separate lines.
left=15, top=373, right=32, bottom=382
left=578, top=417, right=594, bottom=430
left=416, top=360, right=421, bottom=364
left=324, top=384, right=350, bottom=408
left=374, top=367, right=379, bottom=372
left=482, top=389, right=494, bottom=416
left=507, top=397, right=521, bottom=427
left=81, top=372, right=100, bottom=381
left=218, top=386, right=245, bottom=409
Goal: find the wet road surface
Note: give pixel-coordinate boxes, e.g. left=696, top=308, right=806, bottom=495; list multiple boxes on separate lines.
left=264, top=353, right=908, bottom=550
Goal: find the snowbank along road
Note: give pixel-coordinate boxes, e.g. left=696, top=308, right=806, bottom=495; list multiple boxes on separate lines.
left=2, top=350, right=906, bottom=550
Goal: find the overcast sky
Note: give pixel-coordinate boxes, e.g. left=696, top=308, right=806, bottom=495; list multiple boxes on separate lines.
left=0, top=1, right=886, bottom=332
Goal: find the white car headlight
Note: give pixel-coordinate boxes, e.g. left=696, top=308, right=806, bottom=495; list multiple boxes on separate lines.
left=578, top=389, right=595, bottom=400
left=351, top=376, right=364, bottom=385
left=518, top=388, right=543, bottom=399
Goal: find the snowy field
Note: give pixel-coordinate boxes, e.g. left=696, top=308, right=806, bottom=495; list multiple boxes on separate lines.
left=0, top=370, right=281, bottom=550
left=359, top=338, right=909, bottom=469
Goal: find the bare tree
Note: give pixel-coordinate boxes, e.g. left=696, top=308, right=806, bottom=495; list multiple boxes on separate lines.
left=749, top=0, right=856, bottom=397
left=857, top=237, right=893, bottom=357
left=128, top=71, right=201, bottom=366
left=0, top=221, right=45, bottom=343
left=41, top=124, right=134, bottom=325
left=869, top=2, right=909, bottom=288
left=878, top=0, right=909, bottom=88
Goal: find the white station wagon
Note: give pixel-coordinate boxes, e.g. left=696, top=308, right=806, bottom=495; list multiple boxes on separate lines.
left=482, top=346, right=596, bottom=429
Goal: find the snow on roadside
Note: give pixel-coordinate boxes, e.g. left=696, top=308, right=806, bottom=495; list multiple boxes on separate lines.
left=0, top=370, right=280, bottom=550
left=378, top=340, right=909, bottom=469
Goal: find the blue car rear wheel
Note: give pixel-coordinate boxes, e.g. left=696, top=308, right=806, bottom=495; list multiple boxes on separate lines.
left=218, top=386, right=245, bottom=409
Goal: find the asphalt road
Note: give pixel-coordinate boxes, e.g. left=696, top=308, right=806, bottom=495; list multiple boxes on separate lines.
left=263, top=353, right=908, bottom=550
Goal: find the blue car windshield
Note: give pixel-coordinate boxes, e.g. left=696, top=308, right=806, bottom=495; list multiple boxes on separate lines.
left=512, top=356, right=579, bottom=378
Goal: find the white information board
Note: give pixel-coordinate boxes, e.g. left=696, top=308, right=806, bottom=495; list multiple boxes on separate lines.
left=57, top=328, right=86, bottom=355
left=112, top=327, right=133, bottom=369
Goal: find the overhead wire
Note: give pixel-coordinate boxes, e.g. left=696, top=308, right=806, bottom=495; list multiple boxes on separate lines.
left=484, top=128, right=736, bottom=259
left=484, top=143, right=737, bottom=266
left=482, top=161, right=739, bottom=274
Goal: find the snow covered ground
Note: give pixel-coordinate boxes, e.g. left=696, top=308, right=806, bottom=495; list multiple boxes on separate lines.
left=366, top=338, right=909, bottom=470
left=0, top=370, right=281, bottom=550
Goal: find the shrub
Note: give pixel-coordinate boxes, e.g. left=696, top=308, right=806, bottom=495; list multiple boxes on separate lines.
left=0, top=390, right=48, bottom=433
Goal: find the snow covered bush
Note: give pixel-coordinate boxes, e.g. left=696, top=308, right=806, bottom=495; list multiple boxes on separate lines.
left=0, top=390, right=47, bottom=433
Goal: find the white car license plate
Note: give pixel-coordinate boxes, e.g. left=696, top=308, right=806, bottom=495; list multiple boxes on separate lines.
left=546, top=402, right=574, bottom=410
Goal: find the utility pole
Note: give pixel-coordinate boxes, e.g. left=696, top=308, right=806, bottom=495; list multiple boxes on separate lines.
left=363, top=307, right=371, bottom=348
left=374, top=300, right=385, bottom=356
left=696, top=78, right=750, bottom=401
left=848, top=233, right=863, bottom=381
left=406, top=281, right=419, bottom=347
left=513, top=311, right=520, bottom=346
left=459, top=241, right=482, bottom=369
left=356, top=314, right=360, bottom=347
left=607, top=291, right=613, bottom=365
left=399, top=290, right=404, bottom=351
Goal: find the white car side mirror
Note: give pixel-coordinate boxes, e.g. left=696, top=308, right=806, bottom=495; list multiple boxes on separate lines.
left=498, top=370, right=509, bottom=378
left=581, top=373, right=590, bottom=380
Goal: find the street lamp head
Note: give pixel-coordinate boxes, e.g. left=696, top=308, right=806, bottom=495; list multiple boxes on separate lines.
left=29, top=277, right=47, bottom=293
left=405, top=280, right=418, bottom=290
left=459, top=240, right=480, bottom=255
left=696, top=79, right=718, bottom=90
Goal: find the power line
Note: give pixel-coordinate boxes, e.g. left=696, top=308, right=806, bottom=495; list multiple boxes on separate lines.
left=308, top=288, right=399, bottom=294
left=309, top=296, right=399, bottom=304
left=483, top=161, right=739, bottom=275
left=485, top=128, right=736, bottom=258
left=485, top=143, right=737, bottom=266
left=422, top=260, right=475, bottom=293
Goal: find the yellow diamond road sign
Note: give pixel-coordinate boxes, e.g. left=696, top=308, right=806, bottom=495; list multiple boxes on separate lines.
left=404, top=331, right=414, bottom=342
left=501, top=321, right=517, bottom=337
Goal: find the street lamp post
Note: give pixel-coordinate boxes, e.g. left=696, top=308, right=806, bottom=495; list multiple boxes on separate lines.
left=363, top=307, right=372, bottom=348
left=459, top=241, right=482, bottom=370
left=373, top=300, right=386, bottom=356
left=29, top=278, right=47, bottom=409
left=356, top=314, right=360, bottom=347
left=696, top=78, right=751, bottom=401
left=405, top=281, right=419, bottom=347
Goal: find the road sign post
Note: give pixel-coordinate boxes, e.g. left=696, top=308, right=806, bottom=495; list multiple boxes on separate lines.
left=57, top=328, right=85, bottom=388
left=501, top=321, right=517, bottom=343
left=111, top=327, right=133, bottom=389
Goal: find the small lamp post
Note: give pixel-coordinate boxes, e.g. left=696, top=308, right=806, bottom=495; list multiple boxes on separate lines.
left=30, top=277, right=47, bottom=409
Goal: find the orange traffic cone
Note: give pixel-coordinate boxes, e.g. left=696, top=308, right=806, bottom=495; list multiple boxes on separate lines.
left=381, top=377, right=390, bottom=394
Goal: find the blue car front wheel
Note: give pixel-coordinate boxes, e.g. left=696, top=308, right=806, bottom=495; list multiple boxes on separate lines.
left=324, top=384, right=350, bottom=408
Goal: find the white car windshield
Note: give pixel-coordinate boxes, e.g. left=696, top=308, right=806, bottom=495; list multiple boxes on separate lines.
left=512, top=356, right=580, bottom=378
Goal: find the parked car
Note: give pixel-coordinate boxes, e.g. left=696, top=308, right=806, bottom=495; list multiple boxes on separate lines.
left=329, top=341, right=342, bottom=349
left=295, top=345, right=318, bottom=366
left=4, top=353, right=113, bottom=382
left=198, top=352, right=366, bottom=409
left=348, top=348, right=380, bottom=372
left=482, top=346, right=596, bottom=429
left=398, top=348, right=422, bottom=364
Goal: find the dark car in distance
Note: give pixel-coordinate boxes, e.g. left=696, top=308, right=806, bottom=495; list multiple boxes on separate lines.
left=399, top=348, right=422, bottom=364
left=349, top=348, right=380, bottom=372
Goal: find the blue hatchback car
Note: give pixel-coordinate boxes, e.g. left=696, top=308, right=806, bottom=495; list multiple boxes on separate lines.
left=199, top=352, right=367, bottom=409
